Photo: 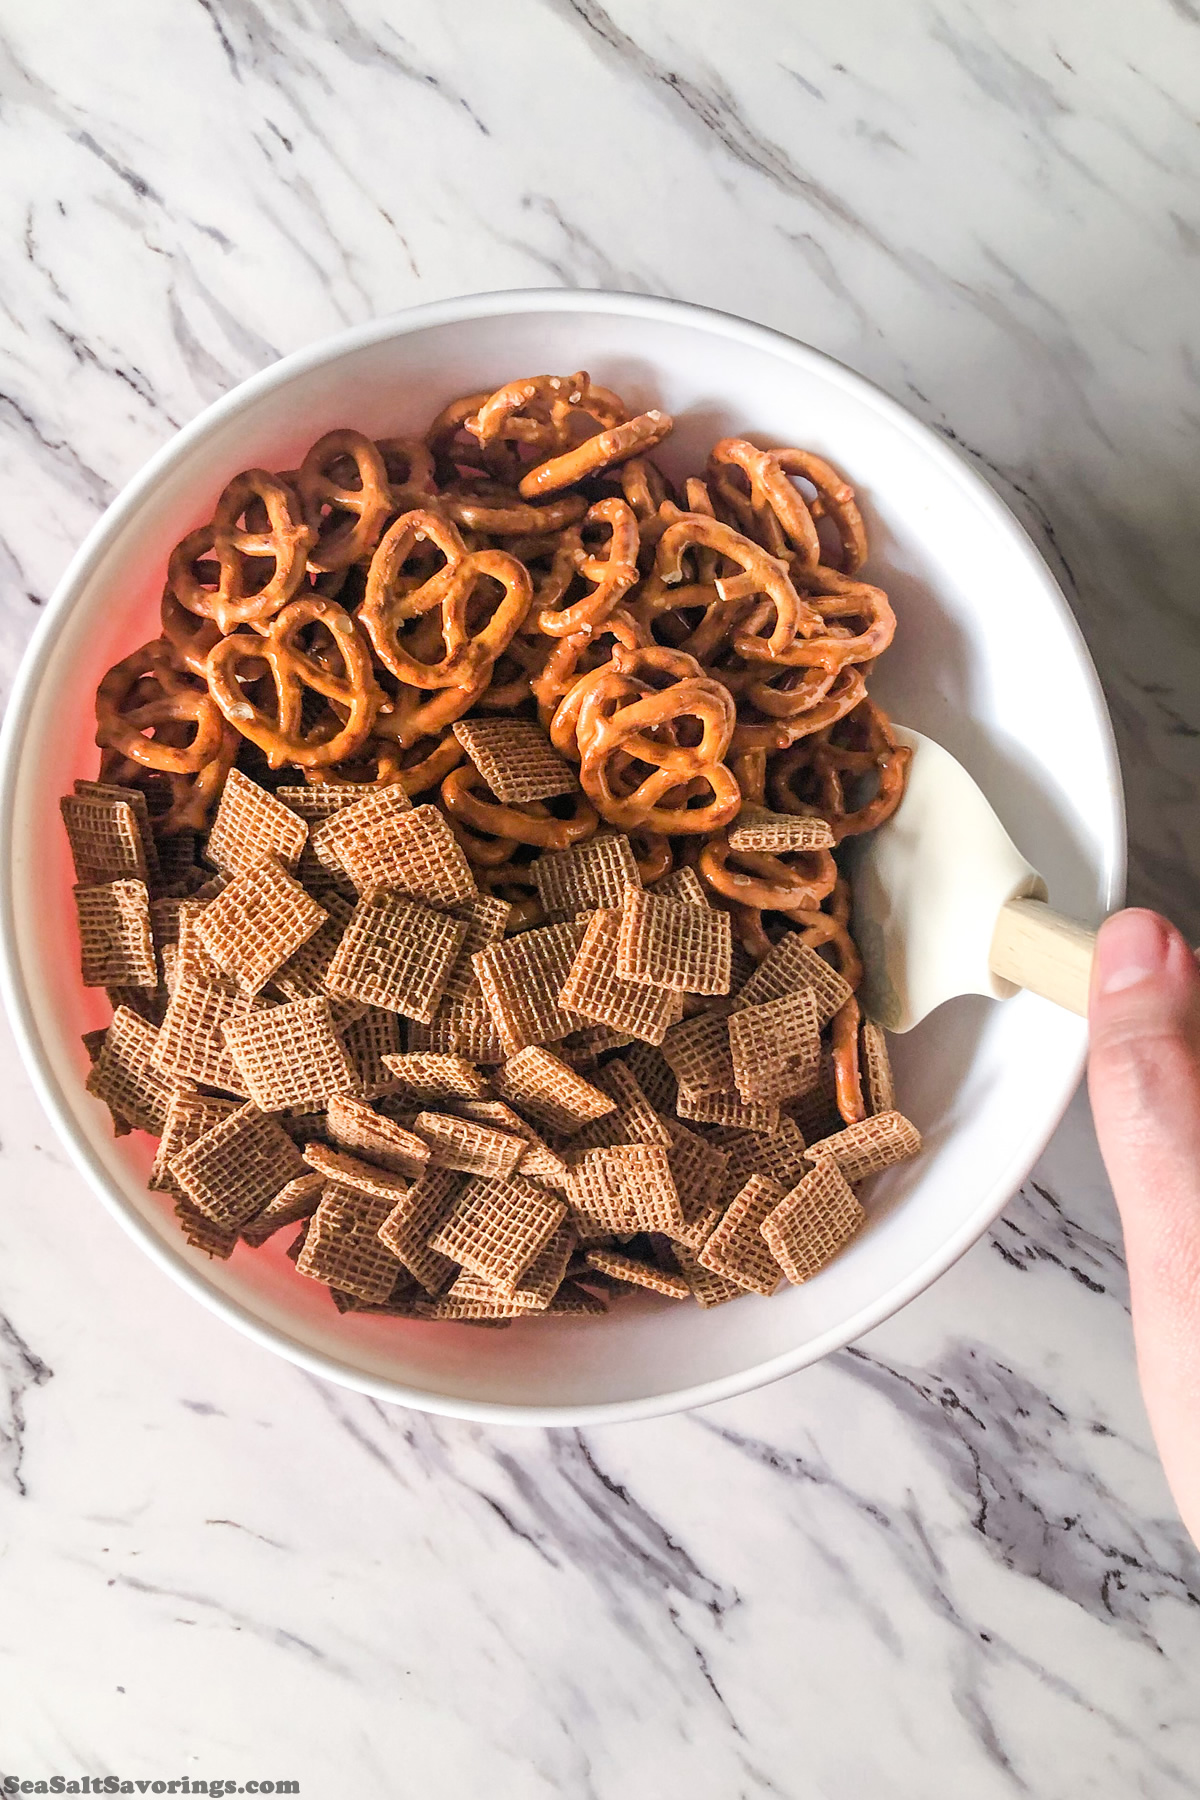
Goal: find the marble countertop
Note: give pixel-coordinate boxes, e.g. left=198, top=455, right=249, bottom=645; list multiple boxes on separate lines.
left=2, top=4, right=1199, bottom=1793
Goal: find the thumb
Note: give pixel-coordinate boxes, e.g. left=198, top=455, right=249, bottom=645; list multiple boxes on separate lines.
left=1087, top=908, right=1200, bottom=1545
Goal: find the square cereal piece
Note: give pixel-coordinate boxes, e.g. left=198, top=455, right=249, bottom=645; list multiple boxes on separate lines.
left=315, top=797, right=476, bottom=906
left=584, top=1247, right=691, bottom=1299
left=545, top=1280, right=607, bottom=1315
left=558, top=908, right=680, bottom=1046
left=302, top=1141, right=416, bottom=1205
left=174, top=1197, right=240, bottom=1260
left=194, top=855, right=327, bottom=995
left=649, top=866, right=710, bottom=907
left=805, top=1111, right=922, bottom=1186
left=591, top=1061, right=673, bottom=1148
left=616, top=887, right=731, bottom=995
left=61, top=792, right=149, bottom=886
left=455, top=1100, right=570, bottom=1190
left=324, top=891, right=465, bottom=1021
left=662, top=1115, right=728, bottom=1215
left=787, top=1053, right=844, bottom=1143
left=86, top=1006, right=179, bottom=1135
left=409, top=990, right=507, bottom=1064
left=428, top=1172, right=566, bottom=1293
left=734, top=932, right=852, bottom=1027
left=448, top=1220, right=577, bottom=1313
left=72, top=779, right=162, bottom=888
left=412, top=1111, right=528, bottom=1177
left=74, top=880, right=157, bottom=988
left=532, top=832, right=641, bottom=916
left=661, top=1011, right=735, bottom=1097
left=494, top=1047, right=615, bottom=1139
left=675, top=1085, right=780, bottom=1133
left=151, top=965, right=253, bottom=1094
left=223, top=996, right=359, bottom=1112
left=699, top=1173, right=787, bottom=1296
left=155, top=833, right=202, bottom=897
left=860, top=1020, right=897, bottom=1116
left=728, top=988, right=821, bottom=1105
left=715, top=1118, right=812, bottom=1198
left=338, top=1005, right=403, bottom=1099
left=296, top=1182, right=405, bottom=1305
left=440, top=893, right=512, bottom=1004
left=673, top=1246, right=743, bottom=1309
left=205, top=769, right=308, bottom=879
left=378, top=1166, right=462, bottom=1293
left=727, top=807, right=835, bottom=854
left=473, top=919, right=590, bottom=1053
left=272, top=892, right=353, bottom=1002
left=566, top=1144, right=684, bottom=1237
left=241, top=1171, right=324, bottom=1247
left=150, top=1093, right=238, bottom=1194
left=381, top=1051, right=491, bottom=1103
left=329, top=1270, right=424, bottom=1315
left=326, top=1093, right=432, bottom=1177
left=169, top=1101, right=309, bottom=1228
left=761, top=1161, right=865, bottom=1284
left=452, top=717, right=578, bottom=804
left=274, top=785, right=364, bottom=820
left=621, top=1041, right=677, bottom=1116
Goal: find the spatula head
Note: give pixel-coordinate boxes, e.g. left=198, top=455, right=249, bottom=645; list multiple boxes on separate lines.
left=848, top=727, right=1046, bottom=1032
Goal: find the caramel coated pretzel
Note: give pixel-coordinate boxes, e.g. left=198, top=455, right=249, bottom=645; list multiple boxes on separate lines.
left=441, top=763, right=599, bottom=854
left=536, top=499, right=640, bottom=638
left=166, top=469, right=312, bottom=633
left=297, top=429, right=394, bottom=574
left=206, top=595, right=382, bottom=770
left=96, top=639, right=229, bottom=775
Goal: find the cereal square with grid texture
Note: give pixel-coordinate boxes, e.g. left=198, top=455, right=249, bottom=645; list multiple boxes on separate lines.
left=455, top=1100, right=571, bottom=1189
left=675, top=1085, right=780, bottom=1132
left=566, top=1144, right=684, bottom=1238
left=805, top=1110, right=922, bottom=1186
left=377, top=1166, right=462, bottom=1293
left=428, top=1171, right=566, bottom=1293
left=241, top=1171, right=324, bottom=1247
left=733, top=932, right=852, bottom=1026
left=338, top=1005, right=403, bottom=1099
left=728, top=987, right=821, bottom=1105
left=323, top=890, right=465, bottom=1020
left=315, top=796, right=477, bottom=907
left=584, top=1247, right=691, bottom=1299
left=150, top=1093, right=238, bottom=1194
left=73, top=779, right=162, bottom=887
left=616, top=887, right=731, bottom=995
left=621, top=1040, right=678, bottom=1115
left=473, top=919, right=590, bottom=1053
left=453, top=717, right=578, bottom=804
left=493, top=1046, right=615, bottom=1138
left=381, top=1051, right=491, bottom=1103
left=661, top=1011, right=735, bottom=1097
left=439, top=894, right=512, bottom=1004
left=223, top=995, right=358, bottom=1111
left=412, top=1111, right=528, bottom=1177
left=194, top=854, right=327, bottom=995
left=860, top=1020, right=897, bottom=1115
left=296, top=1181, right=404, bottom=1304
left=75, top=879, right=157, bottom=988
left=532, top=833, right=641, bottom=916
left=326, top=1093, right=431, bottom=1177
left=302, top=1141, right=416, bottom=1205
left=673, top=1245, right=742, bottom=1308
left=174, top=1197, right=240, bottom=1259
left=727, top=807, right=835, bottom=854
left=151, top=964, right=253, bottom=1094
left=61, top=792, right=151, bottom=886
left=649, top=865, right=710, bottom=907
left=761, top=1160, right=865, bottom=1284
left=699, top=1173, right=787, bottom=1295
left=558, top=907, right=680, bottom=1045
left=87, top=1006, right=181, bottom=1135
left=590, top=1060, right=673, bottom=1148
left=205, top=769, right=308, bottom=879
left=409, top=990, right=508, bottom=1064
left=272, top=892, right=352, bottom=1002
left=169, top=1101, right=308, bottom=1229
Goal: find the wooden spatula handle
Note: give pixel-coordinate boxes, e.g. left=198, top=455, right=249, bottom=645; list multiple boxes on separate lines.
left=989, top=897, right=1096, bottom=1016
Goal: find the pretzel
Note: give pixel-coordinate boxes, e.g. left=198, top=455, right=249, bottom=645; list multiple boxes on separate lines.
left=296, top=428, right=394, bottom=573
left=438, top=484, right=587, bottom=539
left=736, top=565, right=895, bottom=671
left=698, top=831, right=838, bottom=915
left=519, top=410, right=674, bottom=500
left=533, top=604, right=649, bottom=733
left=159, top=588, right=225, bottom=679
left=166, top=469, right=312, bottom=633
left=375, top=435, right=438, bottom=497
left=96, top=639, right=229, bottom=774
left=361, top=509, right=532, bottom=690
left=568, top=644, right=741, bottom=835
left=769, top=697, right=910, bottom=841
left=536, top=499, right=639, bottom=637
left=651, top=515, right=822, bottom=659
left=99, top=729, right=239, bottom=835
left=206, top=595, right=383, bottom=770
left=441, top=762, right=599, bottom=854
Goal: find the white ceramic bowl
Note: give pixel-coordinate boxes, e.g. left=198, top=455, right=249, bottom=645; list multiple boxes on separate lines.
left=0, top=291, right=1124, bottom=1424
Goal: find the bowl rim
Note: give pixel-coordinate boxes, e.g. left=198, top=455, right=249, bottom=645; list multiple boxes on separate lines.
left=0, top=287, right=1126, bottom=1426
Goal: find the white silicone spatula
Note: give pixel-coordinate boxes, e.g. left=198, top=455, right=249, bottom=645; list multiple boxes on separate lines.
left=848, top=726, right=1100, bottom=1032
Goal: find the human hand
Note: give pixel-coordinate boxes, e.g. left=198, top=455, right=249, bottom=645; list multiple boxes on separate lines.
left=1088, top=908, right=1200, bottom=1547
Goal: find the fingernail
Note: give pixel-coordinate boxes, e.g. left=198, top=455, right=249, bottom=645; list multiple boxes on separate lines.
left=1096, top=910, right=1170, bottom=995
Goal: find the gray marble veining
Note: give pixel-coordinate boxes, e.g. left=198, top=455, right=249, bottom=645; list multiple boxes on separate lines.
left=1, top=3, right=1198, bottom=1793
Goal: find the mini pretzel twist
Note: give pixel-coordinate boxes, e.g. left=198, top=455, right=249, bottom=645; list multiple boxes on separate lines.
left=361, top=509, right=532, bottom=691
left=768, top=698, right=911, bottom=841
left=440, top=762, right=599, bottom=854
left=297, top=429, right=395, bottom=574
left=95, top=639, right=229, bottom=774
left=536, top=499, right=640, bottom=637
left=708, top=440, right=868, bottom=573
left=518, top=410, right=674, bottom=500
left=697, top=831, right=838, bottom=914
left=651, top=515, right=822, bottom=660
left=166, top=469, right=312, bottom=633
left=736, top=565, right=895, bottom=670
left=206, top=595, right=383, bottom=770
